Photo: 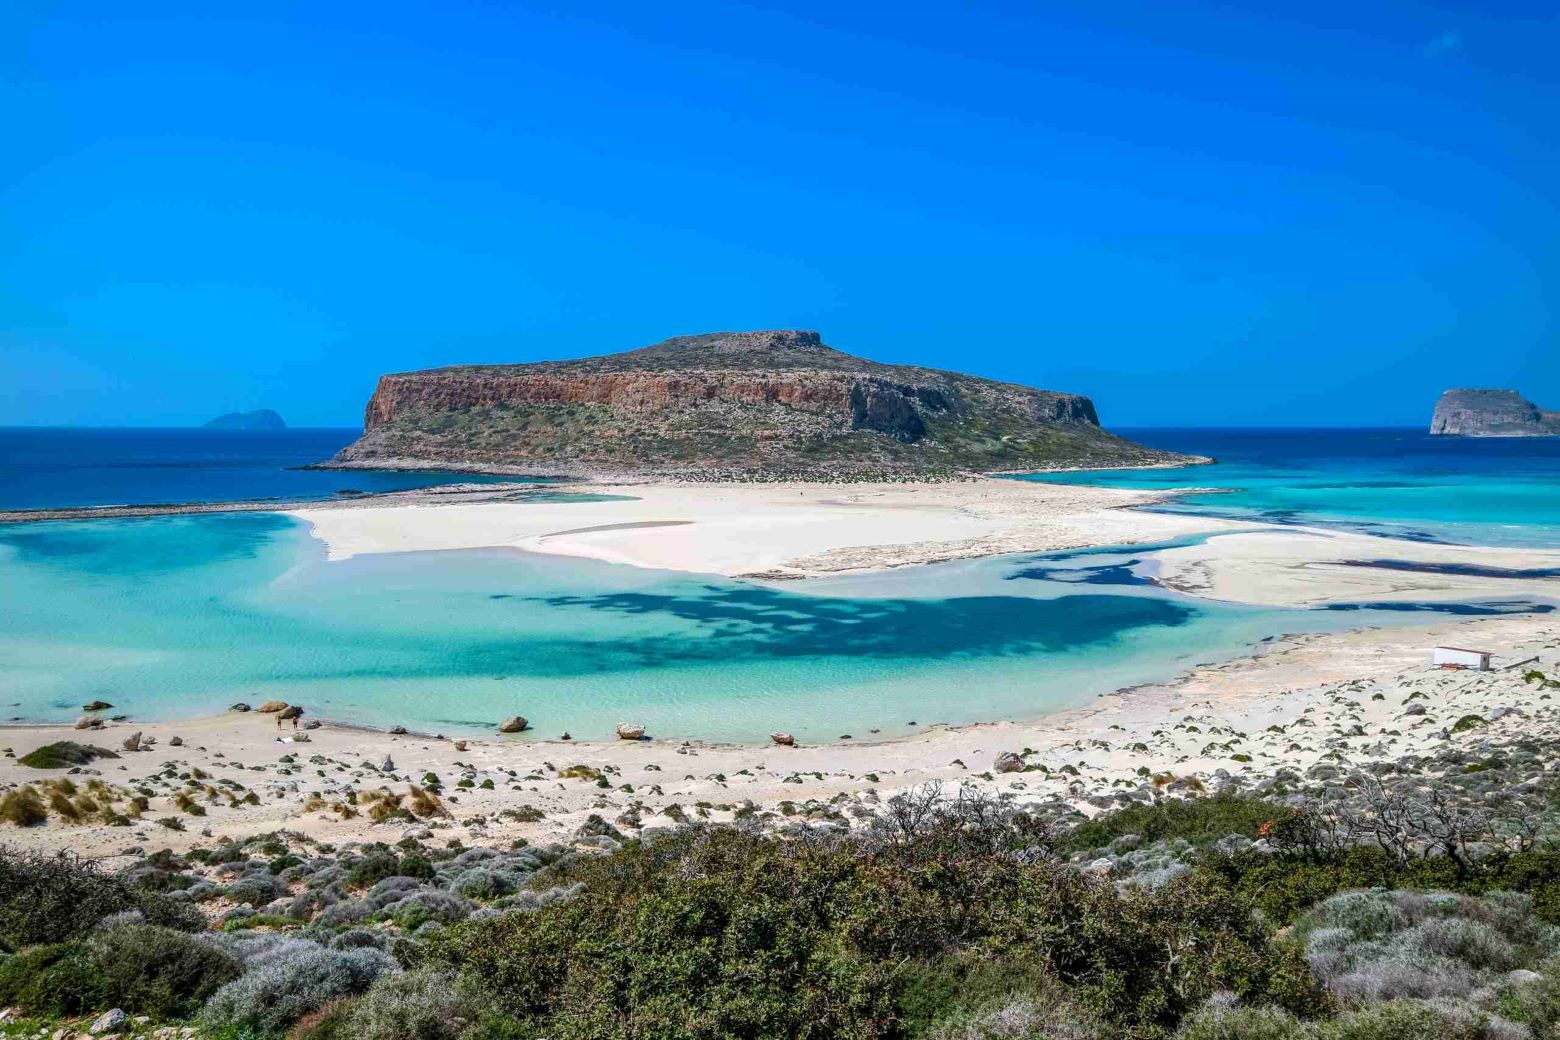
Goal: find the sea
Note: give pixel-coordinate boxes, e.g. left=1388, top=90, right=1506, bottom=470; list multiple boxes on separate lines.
left=1, top=426, right=1556, bottom=741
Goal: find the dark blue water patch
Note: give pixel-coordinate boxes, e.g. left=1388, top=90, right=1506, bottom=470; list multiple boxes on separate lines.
left=1004, top=560, right=1152, bottom=587
left=1342, top=559, right=1560, bottom=580
left=520, top=586, right=1198, bottom=664
left=1319, top=600, right=1556, bottom=616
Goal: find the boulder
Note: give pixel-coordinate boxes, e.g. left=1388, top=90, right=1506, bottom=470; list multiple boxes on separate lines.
left=229, top=702, right=252, bottom=712
left=303, top=719, right=322, bottom=730
left=256, top=700, right=289, bottom=713
left=379, top=755, right=395, bottom=771
left=120, top=730, right=142, bottom=751
left=82, top=700, right=113, bottom=712
left=617, top=723, right=646, bottom=741
left=74, top=716, right=103, bottom=730
left=278, top=705, right=304, bottom=720
left=770, top=732, right=796, bottom=747
left=993, top=751, right=1025, bottom=773
left=389, top=726, right=408, bottom=735
left=90, top=1009, right=128, bottom=1035
left=168, top=736, right=183, bottom=747
left=498, top=716, right=529, bottom=734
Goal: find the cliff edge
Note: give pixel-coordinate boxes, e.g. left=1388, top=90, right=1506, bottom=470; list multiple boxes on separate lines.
left=329, top=330, right=1194, bottom=479
left=1430, top=389, right=1560, bottom=437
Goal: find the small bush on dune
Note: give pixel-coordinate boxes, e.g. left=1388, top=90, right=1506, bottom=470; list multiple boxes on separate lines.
left=16, top=742, right=118, bottom=770
left=0, top=787, right=48, bottom=827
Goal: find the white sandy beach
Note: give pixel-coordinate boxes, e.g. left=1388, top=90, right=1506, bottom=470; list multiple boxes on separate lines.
left=287, top=477, right=1560, bottom=608
left=285, top=479, right=1230, bottom=578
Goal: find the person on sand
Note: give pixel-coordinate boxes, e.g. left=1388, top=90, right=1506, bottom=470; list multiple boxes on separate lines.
left=291, top=714, right=300, bottom=731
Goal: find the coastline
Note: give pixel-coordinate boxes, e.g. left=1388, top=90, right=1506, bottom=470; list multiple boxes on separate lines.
left=3, top=609, right=1553, bottom=859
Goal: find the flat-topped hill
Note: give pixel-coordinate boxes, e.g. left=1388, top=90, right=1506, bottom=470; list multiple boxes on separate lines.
left=329, top=330, right=1192, bottom=478
left=1430, top=389, right=1560, bottom=437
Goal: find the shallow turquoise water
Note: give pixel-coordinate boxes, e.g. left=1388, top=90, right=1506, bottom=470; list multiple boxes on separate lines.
left=1022, top=428, right=1560, bottom=548
left=0, top=513, right=1533, bottom=741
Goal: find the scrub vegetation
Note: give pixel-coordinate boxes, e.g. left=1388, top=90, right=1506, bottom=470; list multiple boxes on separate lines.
left=3, top=729, right=1560, bottom=1040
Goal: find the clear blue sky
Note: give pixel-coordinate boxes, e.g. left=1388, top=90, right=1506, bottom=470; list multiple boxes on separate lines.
left=3, top=2, right=1555, bottom=428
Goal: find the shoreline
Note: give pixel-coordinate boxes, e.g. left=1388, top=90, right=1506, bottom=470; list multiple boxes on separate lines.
left=2, top=609, right=1553, bottom=859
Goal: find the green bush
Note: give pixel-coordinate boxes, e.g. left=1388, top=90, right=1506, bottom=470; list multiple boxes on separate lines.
left=90, top=923, right=241, bottom=1018
left=427, top=825, right=1325, bottom=1040
left=0, top=848, right=201, bottom=947
left=1060, top=794, right=1281, bottom=853
left=0, top=943, right=105, bottom=1017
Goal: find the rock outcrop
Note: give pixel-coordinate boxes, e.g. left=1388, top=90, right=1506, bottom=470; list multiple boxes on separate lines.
left=330, top=330, right=1190, bottom=478
left=204, top=409, right=287, bottom=430
left=1430, top=389, right=1560, bottom=437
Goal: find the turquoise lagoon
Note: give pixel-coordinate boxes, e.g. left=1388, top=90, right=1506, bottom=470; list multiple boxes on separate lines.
left=1024, top=428, right=1560, bottom=549
left=0, top=512, right=1535, bottom=743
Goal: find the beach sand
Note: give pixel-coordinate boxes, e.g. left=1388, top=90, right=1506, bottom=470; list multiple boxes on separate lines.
left=4, top=611, right=1555, bottom=860
left=285, top=479, right=1231, bottom=578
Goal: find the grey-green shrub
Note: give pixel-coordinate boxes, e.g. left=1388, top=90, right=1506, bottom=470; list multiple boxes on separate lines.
left=341, top=969, right=467, bottom=1040
left=199, top=942, right=396, bottom=1035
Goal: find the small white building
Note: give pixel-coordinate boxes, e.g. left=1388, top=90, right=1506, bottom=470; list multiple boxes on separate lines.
left=1433, top=646, right=1493, bottom=670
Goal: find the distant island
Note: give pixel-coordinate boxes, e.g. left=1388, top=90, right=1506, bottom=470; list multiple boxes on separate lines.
left=326, top=329, right=1194, bottom=479
left=1429, top=389, right=1560, bottom=437
left=203, top=409, right=287, bottom=431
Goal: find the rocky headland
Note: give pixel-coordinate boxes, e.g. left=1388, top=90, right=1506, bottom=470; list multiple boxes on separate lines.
left=1430, top=388, right=1560, bottom=437
left=327, top=329, right=1195, bottom=479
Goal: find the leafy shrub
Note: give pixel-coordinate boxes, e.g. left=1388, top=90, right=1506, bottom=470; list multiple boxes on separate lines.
left=88, top=923, right=241, bottom=1018
left=0, top=943, right=104, bottom=1016
left=0, top=848, right=200, bottom=946
left=428, top=822, right=1325, bottom=1040
left=199, top=943, right=397, bottom=1036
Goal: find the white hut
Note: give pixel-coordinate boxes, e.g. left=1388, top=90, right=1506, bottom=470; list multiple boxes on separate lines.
left=1433, top=646, right=1492, bottom=671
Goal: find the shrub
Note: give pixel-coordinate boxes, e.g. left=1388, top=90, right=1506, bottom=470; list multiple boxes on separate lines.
left=199, top=944, right=397, bottom=1036
left=1296, top=889, right=1557, bottom=1014
left=0, top=787, right=48, bottom=827
left=341, top=969, right=468, bottom=1040
left=16, top=742, right=117, bottom=769
left=88, top=923, right=241, bottom=1018
left=0, top=942, right=105, bottom=1016
left=0, top=848, right=200, bottom=946
left=427, top=822, right=1323, bottom=1040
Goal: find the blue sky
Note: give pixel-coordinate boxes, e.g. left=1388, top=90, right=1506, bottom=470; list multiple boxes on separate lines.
left=2, top=1, right=1556, bottom=427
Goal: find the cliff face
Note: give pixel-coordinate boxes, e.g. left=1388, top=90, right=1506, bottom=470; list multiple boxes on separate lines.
left=332, top=330, right=1187, bottom=478
left=1430, top=389, right=1560, bottom=437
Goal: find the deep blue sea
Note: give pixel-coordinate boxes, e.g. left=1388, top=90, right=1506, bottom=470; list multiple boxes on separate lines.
left=0, top=426, right=1554, bottom=740
left=0, top=427, right=513, bottom=510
